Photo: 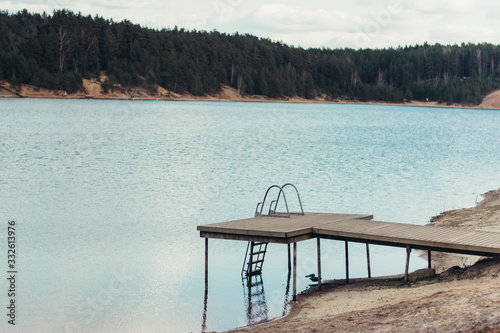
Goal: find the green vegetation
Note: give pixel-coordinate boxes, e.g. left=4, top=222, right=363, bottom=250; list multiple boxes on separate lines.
left=1, top=9, right=500, bottom=103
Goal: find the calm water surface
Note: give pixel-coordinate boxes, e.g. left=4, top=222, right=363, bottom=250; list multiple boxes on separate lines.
left=0, top=99, right=499, bottom=332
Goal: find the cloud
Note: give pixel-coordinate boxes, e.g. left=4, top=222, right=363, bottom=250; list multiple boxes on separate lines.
left=245, top=4, right=354, bottom=33
left=202, top=0, right=500, bottom=49
left=84, top=0, right=152, bottom=10
left=354, top=0, right=376, bottom=5
left=486, top=3, right=500, bottom=19
left=2, top=0, right=500, bottom=49
left=407, top=0, right=480, bottom=15
left=431, top=23, right=500, bottom=45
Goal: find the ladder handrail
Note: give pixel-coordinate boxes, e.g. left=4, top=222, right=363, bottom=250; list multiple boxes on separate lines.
left=275, top=183, right=304, bottom=215
left=254, top=202, right=263, bottom=217
left=241, top=242, right=251, bottom=278
left=268, top=200, right=277, bottom=215
left=258, top=185, right=290, bottom=218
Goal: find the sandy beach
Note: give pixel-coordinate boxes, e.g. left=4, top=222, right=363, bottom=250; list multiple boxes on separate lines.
left=231, top=188, right=500, bottom=333
left=2, top=78, right=500, bottom=110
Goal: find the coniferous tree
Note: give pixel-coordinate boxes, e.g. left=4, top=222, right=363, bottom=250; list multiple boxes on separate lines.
left=1, top=9, right=500, bottom=103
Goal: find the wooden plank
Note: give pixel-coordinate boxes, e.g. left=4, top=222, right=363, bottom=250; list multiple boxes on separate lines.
left=470, top=234, right=500, bottom=245
left=314, top=225, right=500, bottom=255
left=318, top=220, right=499, bottom=248
left=431, top=231, right=498, bottom=247
left=199, top=231, right=314, bottom=244
left=197, top=213, right=373, bottom=238
left=199, top=212, right=500, bottom=257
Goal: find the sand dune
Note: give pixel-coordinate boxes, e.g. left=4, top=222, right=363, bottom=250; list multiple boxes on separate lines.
left=479, top=90, right=500, bottom=109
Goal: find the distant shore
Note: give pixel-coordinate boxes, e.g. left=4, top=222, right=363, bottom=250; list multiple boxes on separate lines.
left=232, top=188, right=500, bottom=333
left=2, top=79, right=500, bottom=110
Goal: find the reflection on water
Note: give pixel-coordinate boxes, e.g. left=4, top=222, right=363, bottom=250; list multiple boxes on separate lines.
left=202, top=291, right=208, bottom=333
left=202, top=269, right=292, bottom=331
left=282, top=269, right=292, bottom=317
left=243, top=274, right=269, bottom=325
left=242, top=268, right=293, bottom=326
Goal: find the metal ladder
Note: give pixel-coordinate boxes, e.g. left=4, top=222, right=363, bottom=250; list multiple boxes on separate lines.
left=241, top=184, right=304, bottom=277
left=242, top=241, right=268, bottom=277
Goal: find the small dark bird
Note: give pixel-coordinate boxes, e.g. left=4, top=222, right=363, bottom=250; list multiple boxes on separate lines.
left=305, top=273, right=319, bottom=282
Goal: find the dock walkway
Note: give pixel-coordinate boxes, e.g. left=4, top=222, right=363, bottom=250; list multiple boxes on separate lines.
left=198, top=212, right=500, bottom=300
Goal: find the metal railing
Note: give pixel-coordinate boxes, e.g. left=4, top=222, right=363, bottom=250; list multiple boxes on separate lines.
left=254, top=183, right=304, bottom=217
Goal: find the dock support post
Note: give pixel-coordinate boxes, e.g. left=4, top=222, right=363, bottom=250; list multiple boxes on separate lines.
left=293, top=241, right=297, bottom=301
left=288, top=244, right=291, bottom=272
left=405, top=245, right=411, bottom=282
left=427, top=250, right=432, bottom=269
left=317, top=237, right=322, bottom=290
left=366, top=243, right=371, bottom=279
left=345, top=241, right=349, bottom=283
left=205, top=238, right=209, bottom=292
left=248, top=241, right=254, bottom=275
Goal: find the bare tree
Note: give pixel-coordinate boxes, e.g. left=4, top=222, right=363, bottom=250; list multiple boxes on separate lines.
left=351, top=69, right=358, bottom=88
left=80, top=28, right=97, bottom=71
left=81, top=29, right=98, bottom=59
left=476, top=48, right=482, bottom=76
left=377, top=69, right=384, bottom=86
left=231, top=63, right=235, bottom=85
left=58, top=27, right=72, bottom=72
left=237, top=74, right=244, bottom=96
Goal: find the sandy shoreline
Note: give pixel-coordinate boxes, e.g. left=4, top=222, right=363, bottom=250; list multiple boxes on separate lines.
left=231, top=188, right=500, bottom=333
left=2, top=79, right=500, bottom=110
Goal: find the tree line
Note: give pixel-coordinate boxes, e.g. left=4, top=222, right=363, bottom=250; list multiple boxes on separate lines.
left=1, top=9, right=499, bottom=104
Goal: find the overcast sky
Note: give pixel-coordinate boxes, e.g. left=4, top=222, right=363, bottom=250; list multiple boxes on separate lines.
left=2, top=0, right=500, bottom=49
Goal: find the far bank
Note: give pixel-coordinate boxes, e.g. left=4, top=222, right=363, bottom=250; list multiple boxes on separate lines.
left=2, top=80, right=500, bottom=110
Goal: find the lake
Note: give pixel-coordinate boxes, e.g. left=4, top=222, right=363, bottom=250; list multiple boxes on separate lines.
left=0, top=98, right=499, bottom=332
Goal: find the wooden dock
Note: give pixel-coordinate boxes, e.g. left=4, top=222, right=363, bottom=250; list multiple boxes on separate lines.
left=198, top=213, right=373, bottom=243
left=198, top=212, right=500, bottom=300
